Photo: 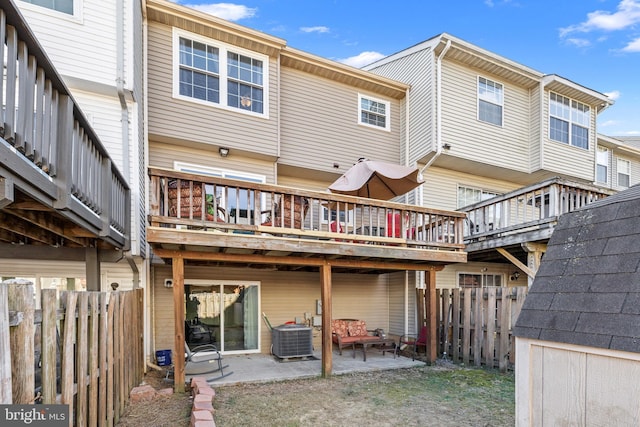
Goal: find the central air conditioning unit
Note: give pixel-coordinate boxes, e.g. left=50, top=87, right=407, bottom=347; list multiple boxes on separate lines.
left=271, top=324, right=313, bottom=360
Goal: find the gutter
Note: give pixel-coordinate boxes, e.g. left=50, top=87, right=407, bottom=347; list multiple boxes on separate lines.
left=420, top=39, right=451, bottom=175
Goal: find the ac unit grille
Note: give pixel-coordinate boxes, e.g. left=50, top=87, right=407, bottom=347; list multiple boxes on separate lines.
left=272, top=325, right=313, bottom=359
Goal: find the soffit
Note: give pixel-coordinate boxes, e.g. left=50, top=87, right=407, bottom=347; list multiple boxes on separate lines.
left=543, top=77, right=612, bottom=109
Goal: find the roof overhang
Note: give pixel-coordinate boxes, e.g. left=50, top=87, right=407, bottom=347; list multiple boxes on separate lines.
left=543, top=74, right=613, bottom=111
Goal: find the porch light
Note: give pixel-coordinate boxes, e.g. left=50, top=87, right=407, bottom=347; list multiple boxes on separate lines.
left=219, top=147, right=230, bottom=157
left=510, top=271, right=520, bottom=281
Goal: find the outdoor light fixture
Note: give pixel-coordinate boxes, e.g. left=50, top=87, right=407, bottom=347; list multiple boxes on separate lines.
left=442, top=143, right=452, bottom=150
left=219, top=147, right=229, bottom=157
left=510, top=271, right=520, bottom=281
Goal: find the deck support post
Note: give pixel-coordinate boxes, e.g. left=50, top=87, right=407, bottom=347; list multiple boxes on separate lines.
left=172, top=257, right=185, bottom=392
left=320, top=261, right=332, bottom=378
left=425, top=269, right=437, bottom=363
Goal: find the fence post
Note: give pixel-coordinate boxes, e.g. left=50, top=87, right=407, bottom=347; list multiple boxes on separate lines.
left=0, top=282, right=11, bottom=403
left=7, top=279, right=35, bottom=403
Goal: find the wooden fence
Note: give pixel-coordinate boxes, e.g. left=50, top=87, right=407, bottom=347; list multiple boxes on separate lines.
left=418, top=286, right=528, bottom=371
left=0, top=280, right=144, bottom=426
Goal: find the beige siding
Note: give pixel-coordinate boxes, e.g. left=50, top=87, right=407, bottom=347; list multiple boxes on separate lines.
left=279, top=67, right=403, bottom=172
left=529, top=84, right=542, bottom=171
left=420, top=166, right=522, bottom=211
left=612, top=154, right=640, bottom=190
left=149, top=141, right=276, bottom=182
left=368, top=48, right=436, bottom=165
left=153, top=265, right=391, bottom=354
left=516, top=339, right=640, bottom=426
left=147, top=23, right=278, bottom=156
left=440, top=61, right=531, bottom=172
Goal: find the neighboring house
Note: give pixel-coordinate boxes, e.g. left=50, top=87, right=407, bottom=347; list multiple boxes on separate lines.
left=0, top=1, right=131, bottom=292
left=8, top=0, right=146, bottom=290
left=364, top=33, right=640, bottom=288
left=513, top=184, right=640, bottom=426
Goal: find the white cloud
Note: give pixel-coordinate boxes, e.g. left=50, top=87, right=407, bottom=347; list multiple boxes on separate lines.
left=300, top=26, right=330, bottom=34
left=338, top=51, right=386, bottom=68
left=560, top=0, right=640, bottom=36
left=622, top=36, right=640, bottom=51
left=604, top=90, right=621, bottom=100
left=564, top=38, right=592, bottom=48
left=182, top=3, right=257, bottom=21
left=599, top=119, right=620, bottom=127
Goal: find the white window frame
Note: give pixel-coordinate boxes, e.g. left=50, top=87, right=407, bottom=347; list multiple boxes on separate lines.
left=458, top=272, right=504, bottom=288
left=477, top=76, right=503, bottom=127
left=173, top=28, right=269, bottom=118
left=358, top=94, right=390, bottom=131
left=617, top=158, right=630, bottom=188
left=174, top=162, right=266, bottom=224
left=18, top=0, right=82, bottom=19
left=457, top=185, right=499, bottom=209
left=549, top=92, right=590, bottom=149
left=320, top=205, right=355, bottom=227
left=596, top=146, right=609, bottom=184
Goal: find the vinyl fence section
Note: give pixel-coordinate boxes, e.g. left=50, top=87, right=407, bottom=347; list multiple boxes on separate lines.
left=418, top=286, right=528, bottom=371
left=0, top=280, right=144, bottom=426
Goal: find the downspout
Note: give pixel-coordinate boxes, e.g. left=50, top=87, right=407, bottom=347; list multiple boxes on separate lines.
left=117, top=0, right=139, bottom=287
left=419, top=39, right=451, bottom=175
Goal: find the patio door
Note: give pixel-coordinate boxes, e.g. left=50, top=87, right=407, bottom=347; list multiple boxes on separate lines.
left=187, top=280, right=260, bottom=354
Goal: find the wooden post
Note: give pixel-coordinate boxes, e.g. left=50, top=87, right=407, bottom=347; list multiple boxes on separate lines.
left=173, top=257, right=186, bottom=392
left=86, top=246, right=101, bottom=291
left=88, top=293, right=99, bottom=427
left=425, top=270, right=437, bottom=363
left=61, top=291, right=78, bottom=427
left=76, top=293, right=89, bottom=426
left=0, top=283, right=12, bottom=403
left=320, top=262, right=332, bottom=378
left=8, top=280, right=35, bottom=403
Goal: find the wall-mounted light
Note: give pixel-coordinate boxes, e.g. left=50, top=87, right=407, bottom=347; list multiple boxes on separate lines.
left=510, top=271, right=520, bottom=281
left=442, top=143, right=452, bottom=151
left=219, top=147, right=229, bottom=157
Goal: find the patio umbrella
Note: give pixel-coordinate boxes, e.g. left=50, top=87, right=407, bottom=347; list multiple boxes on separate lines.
left=328, top=159, right=424, bottom=200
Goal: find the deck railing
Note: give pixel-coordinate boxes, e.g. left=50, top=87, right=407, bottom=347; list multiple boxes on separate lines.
left=460, top=178, right=613, bottom=240
left=0, top=2, right=129, bottom=244
left=149, top=168, right=467, bottom=251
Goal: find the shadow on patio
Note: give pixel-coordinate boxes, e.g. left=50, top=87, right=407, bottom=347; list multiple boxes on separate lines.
left=207, top=349, right=426, bottom=387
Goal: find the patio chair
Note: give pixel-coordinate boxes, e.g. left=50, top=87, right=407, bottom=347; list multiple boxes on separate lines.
left=184, top=342, right=232, bottom=382
left=261, top=195, right=309, bottom=229
left=398, top=325, right=428, bottom=361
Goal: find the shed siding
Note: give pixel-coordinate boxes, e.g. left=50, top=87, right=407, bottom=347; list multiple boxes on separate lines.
left=147, top=23, right=279, bottom=156
left=278, top=67, right=403, bottom=172
left=367, top=48, right=436, bottom=165
left=440, top=60, right=531, bottom=172
left=516, top=338, right=640, bottom=427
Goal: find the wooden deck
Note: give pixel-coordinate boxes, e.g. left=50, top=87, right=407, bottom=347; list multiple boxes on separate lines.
left=0, top=2, right=129, bottom=252
left=148, top=168, right=467, bottom=273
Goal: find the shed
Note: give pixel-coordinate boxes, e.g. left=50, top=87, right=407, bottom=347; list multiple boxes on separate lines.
left=513, top=184, right=640, bottom=426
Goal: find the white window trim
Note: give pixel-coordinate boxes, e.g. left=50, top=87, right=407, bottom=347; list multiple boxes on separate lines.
left=596, top=146, right=609, bottom=184
left=477, top=75, right=504, bottom=127
left=457, top=271, right=504, bottom=288
left=357, top=93, right=390, bottom=131
left=172, top=28, right=269, bottom=119
left=617, top=158, right=630, bottom=188
left=548, top=91, right=591, bottom=149
left=18, top=0, right=83, bottom=21
left=173, top=161, right=266, bottom=183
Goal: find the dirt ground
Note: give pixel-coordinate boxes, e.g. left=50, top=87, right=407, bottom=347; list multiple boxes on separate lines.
left=117, top=361, right=515, bottom=427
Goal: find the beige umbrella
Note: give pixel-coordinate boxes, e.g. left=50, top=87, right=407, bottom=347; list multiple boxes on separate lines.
left=328, top=159, right=424, bottom=200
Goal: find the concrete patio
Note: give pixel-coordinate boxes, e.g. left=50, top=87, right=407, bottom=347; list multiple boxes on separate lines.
left=201, top=348, right=426, bottom=387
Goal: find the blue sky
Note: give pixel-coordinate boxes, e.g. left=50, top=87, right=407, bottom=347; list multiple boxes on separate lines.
left=175, top=0, right=640, bottom=137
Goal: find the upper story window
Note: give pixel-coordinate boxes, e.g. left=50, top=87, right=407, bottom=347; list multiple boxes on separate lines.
left=358, top=94, right=390, bottom=131
left=549, top=92, right=590, bottom=149
left=20, top=0, right=74, bottom=15
left=174, top=29, right=267, bottom=116
left=617, top=158, right=630, bottom=188
left=477, top=77, right=503, bottom=126
left=457, top=186, right=498, bottom=209
left=596, top=147, right=609, bottom=184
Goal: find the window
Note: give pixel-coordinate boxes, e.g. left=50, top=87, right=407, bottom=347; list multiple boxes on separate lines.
left=457, top=186, right=498, bottom=209
left=549, top=92, right=590, bottom=149
left=596, top=147, right=609, bottom=184
left=20, top=0, right=74, bottom=15
left=358, top=94, right=390, bottom=131
left=478, top=77, right=503, bottom=126
left=458, top=272, right=503, bottom=288
left=174, top=30, right=267, bottom=115
left=617, top=158, right=630, bottom=188
left=174, top=162, right=266, bottom=225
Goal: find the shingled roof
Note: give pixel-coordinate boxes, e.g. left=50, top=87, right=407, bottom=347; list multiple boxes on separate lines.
left=513, top=184, right=640, bottom=354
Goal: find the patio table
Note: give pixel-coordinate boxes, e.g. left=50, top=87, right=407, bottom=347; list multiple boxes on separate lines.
left=353, top=337, right=397, bottom=361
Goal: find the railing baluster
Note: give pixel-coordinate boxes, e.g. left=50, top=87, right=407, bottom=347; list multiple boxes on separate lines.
left=4, top=25, right=18, bottom=143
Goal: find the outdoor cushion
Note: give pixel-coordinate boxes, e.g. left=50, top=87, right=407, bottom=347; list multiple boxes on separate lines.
left=348, top=320, right=368, bottom=337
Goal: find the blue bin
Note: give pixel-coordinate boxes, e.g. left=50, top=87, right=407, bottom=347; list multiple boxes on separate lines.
left=156, top=349, right=172, bottom=366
